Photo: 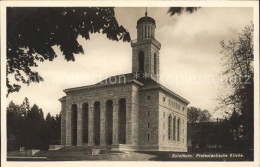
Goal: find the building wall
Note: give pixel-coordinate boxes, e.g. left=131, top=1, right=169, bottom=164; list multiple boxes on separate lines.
left=62, top=83, right=140, bottom=146
left=132, top=41, right=160, bottom=81
left=60, top=83, right=188, bottom=152
left=158, top=91, right=188, bottom=152
left=138, top=89, right=159, bottom=148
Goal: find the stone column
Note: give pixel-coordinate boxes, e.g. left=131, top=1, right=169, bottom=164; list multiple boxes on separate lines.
left=112, top=101, right=119, bottom=145
left=137, top=26, right=140, bottom=39
left=131, top=102, right=139, bottom=145
left=65, top=105, right=72, bottom=146
left=146, top=25, right=148, bottom=38
left=77, top=104, right=83, bottom=146
left=88, top=103, right=94, bottom=146
left=152, top=25, right=155, bottom=38
left=126, top=102, right=132, bottom=144
left=143, top=25, right=145, bottom=39
left=59, top=97, right=66, bottom=146
left=100, top=102, right=106, bottom=145
left=149, top=25, right=151, bottom=38
left=174, top=117, right=176, bottom=141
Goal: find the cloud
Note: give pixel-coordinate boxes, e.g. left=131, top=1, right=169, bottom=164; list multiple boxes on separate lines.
left=7, top=7, right=253, bottom=118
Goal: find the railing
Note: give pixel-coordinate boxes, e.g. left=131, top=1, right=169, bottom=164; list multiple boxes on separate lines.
left=131, top=38, right=161, bottom=47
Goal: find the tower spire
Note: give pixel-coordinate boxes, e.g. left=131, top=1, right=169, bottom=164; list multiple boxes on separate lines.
left=145, top=7, right=148, bottom=16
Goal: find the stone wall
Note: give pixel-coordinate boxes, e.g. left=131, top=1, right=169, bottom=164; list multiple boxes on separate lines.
left=158, top=91, right=188, bottom=152
left=61, top=82, right=140, bottom=147
left=138, top=89, right=159, bottom=146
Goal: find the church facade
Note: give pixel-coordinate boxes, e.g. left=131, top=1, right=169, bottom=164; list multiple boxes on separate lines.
left=59, top=13, right=189, bottom=152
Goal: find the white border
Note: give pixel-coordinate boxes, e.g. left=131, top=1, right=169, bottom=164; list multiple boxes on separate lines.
left=1, top=1, right=259, bottom=167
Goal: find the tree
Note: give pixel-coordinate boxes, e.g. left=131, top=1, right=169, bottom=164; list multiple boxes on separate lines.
left=20, top=97, right=30, bottom=117
left=187, top=106, right=212, bottom=123
left=168, top=7, right=200, bottom=16
left=218, top=23, right=254, bottom=158
left=7, top=99, right=62, bottom=150
left=7, top=101, right=24, bottom=150
left=7, top=7, right=131, bottom=95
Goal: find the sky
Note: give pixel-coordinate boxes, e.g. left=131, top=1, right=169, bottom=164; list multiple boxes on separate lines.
left=6, top=7, right=253, bottom=119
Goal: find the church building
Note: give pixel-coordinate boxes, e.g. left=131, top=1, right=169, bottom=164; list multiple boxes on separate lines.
left=59, top=12, right=189, bottom=152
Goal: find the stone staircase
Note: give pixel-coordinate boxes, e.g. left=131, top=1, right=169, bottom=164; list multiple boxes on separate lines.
left=36, top=145, right=130, bottom=160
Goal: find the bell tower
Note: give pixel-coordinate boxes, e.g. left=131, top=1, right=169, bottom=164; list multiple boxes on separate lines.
left=131, top=9, right=161, bottom=82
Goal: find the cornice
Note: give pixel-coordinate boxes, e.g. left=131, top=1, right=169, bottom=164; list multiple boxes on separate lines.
left=64, top=80, right=143, bottom=94
left=139, top=85, right=190, bottom=105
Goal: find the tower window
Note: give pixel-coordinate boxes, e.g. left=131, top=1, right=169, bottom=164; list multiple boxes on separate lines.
left=147, top=111, right=150, bottom=117
left=139, top=51, right=144, bottom=72
left=146, top=95, right=151, bottom=101
left=147, top=134, right=150, bottom=141
left=154, top=53, right=157, bottom=74
left=148, top=122, right=150, bottom=128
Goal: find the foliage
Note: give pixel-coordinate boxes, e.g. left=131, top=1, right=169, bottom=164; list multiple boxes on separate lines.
left=218, top=23, right=254, bottom=156
left=168, top=7, right=200, bottom=16
left=188, top=120, right=236, bottom=152
left=7, top=98, right=61, bottom=151
left=7, top=7, right=131, bottom=95
left=187, top=106, right=212, bottom=123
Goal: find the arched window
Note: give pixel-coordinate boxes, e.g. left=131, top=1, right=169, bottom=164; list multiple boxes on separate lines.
left=173, top=116, right=176, bottom=140
left=177, top=118, right=180, bottom=141
left=105, top=100, right=113, bottom=145
left=94, top=101, right=100, bottom=145
left=82, top=103, right=88, bottom=144
left=118, top=98, right=126, bottom=144
left=154, top=53, right=157, bottom=74
left=71, top=104, right=77, bottom=146
left=168, top=115, right=172, bottom=140
left=139, top=51, right=144, bottom=72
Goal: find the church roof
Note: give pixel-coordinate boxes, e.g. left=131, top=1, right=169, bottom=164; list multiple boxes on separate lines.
left=137, top=16, right=156, bottom=25
left=63, top=73, right=189, bottom=105
left=95, top=73, right=158, bottom=86
left=96, top=73, right=189, bottom=104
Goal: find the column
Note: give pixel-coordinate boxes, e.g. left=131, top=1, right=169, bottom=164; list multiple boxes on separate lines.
left=131, top=101, right=139, bottom=145
left=112, top=101, right=119, bottom=145
left=88, top=103, right=94, bottom=146
left=146, top=25, right=148, bottom=38
left=148, top=25, right=150, bottom=38
left=143, top=25, right=145, bottom=39
left=61, top=109, right=66, bottom=145
left=60, top=98, right=66, bottom=145
left=65, top=106, right=72, bottom=146
left=137, top=26, right=140, bottom=39
left=140, top=26, right=142, bottom=39
left=152, top=26, right=155, bottom=38
left=77, top=104, right=83, bottom=146
left=126, top=102, right=132, bottom=144
left=100, top=102, right=106, bottom=145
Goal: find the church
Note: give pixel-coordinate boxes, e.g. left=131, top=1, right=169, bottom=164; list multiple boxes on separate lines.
left=59, top=12, right=189, bottom=152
